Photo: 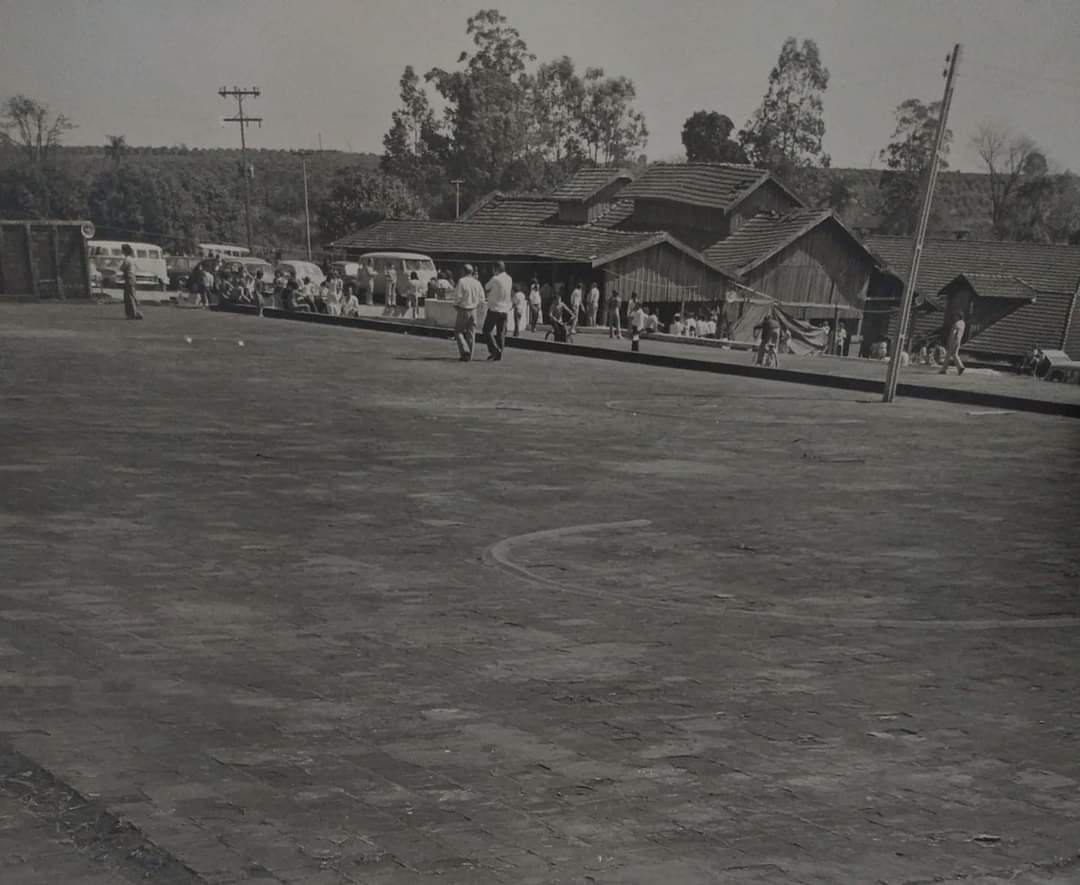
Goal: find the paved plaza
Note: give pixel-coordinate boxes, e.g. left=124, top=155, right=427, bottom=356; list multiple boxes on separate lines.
left=1, top=304, right=1078, bottom=884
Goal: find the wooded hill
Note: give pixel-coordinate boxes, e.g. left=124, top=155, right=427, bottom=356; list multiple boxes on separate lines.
left=2, top=144, right=1075, bottom=252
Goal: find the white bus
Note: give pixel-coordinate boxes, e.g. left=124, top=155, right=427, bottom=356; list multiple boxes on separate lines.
left=89, top=240, right=168, bottom=290
left=196, top=243, right=250, bottom=259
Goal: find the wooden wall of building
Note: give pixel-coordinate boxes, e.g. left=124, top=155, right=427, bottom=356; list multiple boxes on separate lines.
left=0, top=221, right=92, bottom=299
left=743, top=222, right=872, bottom=320
left=601, top=242, right=730, bottom=305
left=728, top=182, right=803, bottom=234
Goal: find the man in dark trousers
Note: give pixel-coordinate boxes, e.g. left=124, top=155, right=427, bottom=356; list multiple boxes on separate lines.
left=482, top=260, right=513, bottom=360
left=119, top=244, right=143, bottom=320
left=754, top=312, right=780, bottom=365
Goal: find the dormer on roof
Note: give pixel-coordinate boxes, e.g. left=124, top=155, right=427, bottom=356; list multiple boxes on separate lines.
left=550, top=167, right=634, bottom=224
left=614, top=163, right=806, bottom=240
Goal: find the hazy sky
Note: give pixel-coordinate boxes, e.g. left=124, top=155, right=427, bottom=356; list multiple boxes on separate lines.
left=1, top=0, right=1078, bottom=172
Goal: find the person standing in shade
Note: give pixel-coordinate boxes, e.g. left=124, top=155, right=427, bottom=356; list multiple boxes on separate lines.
left=606, top=289, right=622, bottom=339
left=385, top=262, right=398, bottom=312
left=586, top=281, right=600, bottom=326
left=626, top=292, right=640, bottom=326
left=406, top=271, right=422, bottom=319
left=482, top=260, right=513, bottom=360
left=940, top=314, right=966, bottom=375
left=528, top=279, right=542, bottom=332
left=629, top=301, right=646, bottom=352
left=511, top=282, right=527, bottom=337
left=453, top=264, right=485, bottom=361
left=569, top=282, right=583, bottom=331
left=119, top=244, right=143, bottom=320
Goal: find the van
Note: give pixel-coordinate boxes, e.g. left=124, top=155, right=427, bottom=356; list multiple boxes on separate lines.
left=358, top=252, right=437, bottom=304
left=275, top=260, right=325, bottom=288
left=89, top=240, right=168, bottom=290
left=197, top=243, right=250, bottom=259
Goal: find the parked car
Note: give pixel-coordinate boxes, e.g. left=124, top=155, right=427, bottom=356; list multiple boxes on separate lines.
left=275, top=260, right=325, bottom=287
left=166, top=255, right=203, bottom=291
left=330, top=261, right=361, bottom=285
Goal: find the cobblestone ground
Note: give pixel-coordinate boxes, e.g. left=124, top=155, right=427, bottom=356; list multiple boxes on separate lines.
left=1, top=305, right=1078, bottom=884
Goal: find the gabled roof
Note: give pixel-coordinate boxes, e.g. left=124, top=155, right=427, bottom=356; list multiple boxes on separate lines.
left=329, top=220, right=734, bottom=279
left=943, top=272, right=1038, bottom=301
left=588, top=199, right=636, bottom=229
left=703, top=209, right=876, bottom=276
left=965, top=291, right=1075, bottom=357
left=865, top=235, right=1080, bottom=295
left=458, top=192, right=559, bottom=225
left=618, top=163, right=804, bottom=211
left=550, top=167, right=633, bottom=202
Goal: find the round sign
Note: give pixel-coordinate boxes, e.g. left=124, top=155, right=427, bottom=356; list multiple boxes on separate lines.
left=80, top=222, right=96, bottom=239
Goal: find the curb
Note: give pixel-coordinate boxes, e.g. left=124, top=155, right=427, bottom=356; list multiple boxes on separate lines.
left=214, top=303, right=1080, bottom=420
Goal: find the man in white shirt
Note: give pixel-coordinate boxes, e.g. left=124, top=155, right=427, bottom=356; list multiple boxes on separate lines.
left=453, top=264, right=486, bottom=361
left=586, top=283, right=600, bottom=326
left=511, top=284, right=526, bottom=337
left=644, top=309, right=659, bottom=333
left=528, top=281, right=542, bottom=332
left=669, top=314, right=684, bottom=336
left=569, top=283, right=583, bottom=331
left=482, top=260, right=513, bottom=360
left=629, top=303, right=646, bottom=352
left=341, top=288, right=361, bottom=317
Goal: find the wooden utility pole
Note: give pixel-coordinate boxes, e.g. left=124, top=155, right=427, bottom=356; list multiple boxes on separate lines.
left=219, top=87, right=262, bottom=257
left=883, top=45, right=961, bottom=402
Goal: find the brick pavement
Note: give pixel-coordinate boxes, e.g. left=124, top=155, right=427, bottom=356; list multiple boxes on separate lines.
left=0, top=304, right=1078, bottom=884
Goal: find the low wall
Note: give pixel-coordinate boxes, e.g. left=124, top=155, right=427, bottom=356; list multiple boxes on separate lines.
left=425, top=299, right=487, bottom=329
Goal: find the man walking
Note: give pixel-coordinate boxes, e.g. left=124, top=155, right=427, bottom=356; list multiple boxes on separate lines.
left=586, top=281, right=600, bottom=326
left=119, top=244, right=143, bottom=320
left=453, top=264, right=485, bottom=361
left=511, top=283, right=526, bottom=337
left=940, top=314, right=966, bottom=375
left=482, top=260, right=513, bottom=360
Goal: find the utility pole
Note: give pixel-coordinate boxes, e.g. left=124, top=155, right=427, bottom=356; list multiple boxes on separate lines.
left=219, top=87, right=262, bottom=258
left=294, top=150, right=316, bottom=261
left=451, top=179, right=464, bottom=219
left=883, top=45, right=961, bottom=403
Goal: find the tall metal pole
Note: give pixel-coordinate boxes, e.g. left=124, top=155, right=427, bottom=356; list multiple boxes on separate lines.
left=302, top=156, right=312, bottom=261
left=883, top=45, right=961, bottom=402
left=451, top=179, right=464, bottom=219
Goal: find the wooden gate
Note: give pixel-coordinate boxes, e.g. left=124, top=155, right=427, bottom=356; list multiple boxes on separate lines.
left=0, top=220, right=93, bottom=299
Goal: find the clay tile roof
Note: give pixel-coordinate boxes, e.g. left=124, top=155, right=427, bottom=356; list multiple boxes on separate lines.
left=550, top=168, right=633, bottom=202
left=865, top=235, right=1080, bottom=296
left=948, top=272, right=1039, bottom=301
left=331, top=219, right=665, bottom=262
left=458, top=192, right=559, bottom=226
left=587, top=199, right=636, bottom=229
left=704, top=209, right=836, bottom=274
left=619, top=163, right=799, bottom=211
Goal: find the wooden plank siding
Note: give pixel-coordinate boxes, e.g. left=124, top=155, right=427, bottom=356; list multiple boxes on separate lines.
left=600, top=242, right=730, bottom=305
left=742, top=224, right=873, bottom=320
left=0, top=221, right=93, bottom=298
left=728, top=181, right=803, bottom=235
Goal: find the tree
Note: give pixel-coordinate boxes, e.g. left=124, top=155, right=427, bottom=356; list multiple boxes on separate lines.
left=105, top=134, right=129, bottom=167
left=738, top=38, right=830, bottom=175
left=970, top=123, right=1044, bottom=239
left=381, top=66, right=448, bottom=204
left=681, top=111, right=748, bottom=163
left=316, top=167, right=426, bottom=243
left=877, top=98, right=952, bottom=234
left=0, top=95, right=76, bottom=165
left=424, top=9, right=536, bottom=201
left=532, top=56, right=586, bottom=167
left=577, top=68, right=648, bottom=166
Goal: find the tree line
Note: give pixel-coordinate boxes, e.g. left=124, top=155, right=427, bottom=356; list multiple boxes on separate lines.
left=2, top=10, right=1078, bottom=249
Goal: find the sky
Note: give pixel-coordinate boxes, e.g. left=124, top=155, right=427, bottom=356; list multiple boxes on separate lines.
left=1, top=0, right=1078, bottom=173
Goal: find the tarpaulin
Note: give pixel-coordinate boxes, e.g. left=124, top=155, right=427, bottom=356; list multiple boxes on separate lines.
left=725, top=296, right=829, bottom=355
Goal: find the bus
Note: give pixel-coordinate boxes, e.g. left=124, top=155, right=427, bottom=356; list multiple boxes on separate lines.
left=196, top=243, right=250, bottom=259
left=89, top=240, right=168, bottom=290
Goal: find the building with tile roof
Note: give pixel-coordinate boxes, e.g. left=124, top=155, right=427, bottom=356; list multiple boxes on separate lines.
left=332, top=219, right=736, bottom=305
left=863, top=235, right=1080, bottom=360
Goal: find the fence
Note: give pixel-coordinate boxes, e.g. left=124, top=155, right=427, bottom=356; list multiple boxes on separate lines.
left=0, top=220, right=94, bottom=299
